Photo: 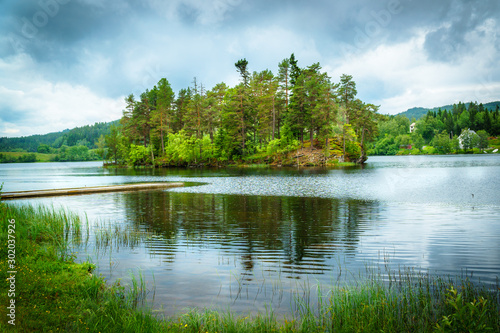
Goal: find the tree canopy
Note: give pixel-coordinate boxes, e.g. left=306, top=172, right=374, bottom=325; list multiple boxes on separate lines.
left=108, top=55, right=379, bottom=167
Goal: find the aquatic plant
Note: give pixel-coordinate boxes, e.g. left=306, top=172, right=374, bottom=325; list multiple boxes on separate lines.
left=1, top=203, right=499, bottom=332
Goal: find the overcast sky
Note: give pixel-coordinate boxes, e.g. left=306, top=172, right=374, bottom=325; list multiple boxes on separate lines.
left=1, top=0, right=499, bottom=137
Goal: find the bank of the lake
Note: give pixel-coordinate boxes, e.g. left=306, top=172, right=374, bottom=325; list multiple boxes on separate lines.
left=1, top=203, right=499, bottom=332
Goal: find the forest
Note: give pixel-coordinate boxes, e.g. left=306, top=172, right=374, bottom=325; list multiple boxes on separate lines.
left=371, top=101, right=500, bottom=155
left=106, top=54, right=379, bottom=167
left=0, top=121, right=115, bottom=152
left=0, top=121, right=115, bottom=163
left=2, top=54, right=499, bottom=165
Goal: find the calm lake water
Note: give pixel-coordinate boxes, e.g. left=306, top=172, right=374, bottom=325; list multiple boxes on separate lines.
left=1, top=155, right=500, bottom=315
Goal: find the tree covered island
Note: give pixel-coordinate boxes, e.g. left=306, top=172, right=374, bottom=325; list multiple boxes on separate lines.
left=2, top=56, right=499, bottom=165
left=106, top=55, right=379, bottom=167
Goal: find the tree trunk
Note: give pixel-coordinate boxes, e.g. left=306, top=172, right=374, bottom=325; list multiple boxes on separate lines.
left=160, top=114, right=165, bottom=154
left=342, top=125, right=346, bottom=162
left=272, top=96, right=276, bottom=141
left=150, top=142, right=155, bottom=166
left=240, top=95, right=245, bottom=151
left=358, top=126, right=367, bottom=164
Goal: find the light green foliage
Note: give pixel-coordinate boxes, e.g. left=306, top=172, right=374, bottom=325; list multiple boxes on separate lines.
left=213, top=128, right=232, bottom=162
left=266, top=139, right=282, bottom=155
left=266, top=138, right=301, bottom=155
left=450, top=135, right=460, bottom=152
left=422, top=146, right=436, bottom=154
left=476, top=130, right=489, bottom=150
left=395, top=134, right=412, bottom=146
left=435, top=287, right=493, bottom=333
left=162, top=131, right=215, bottom=166
left=127, top=144, right=151, bottom=166
left=112, top=59, right=380, bottom=166
left=414, top=115, right=445, bottom=144
left=105, top=125, right=123, bottom=163
left=432, top=131, right=452, bottom=154
left=52, top=145, right=99, bottom=162
left=411, top=132, right=425, bottom=150
left=95, top=134, right=107, bottom=160
left=265, top=123, right=301, bottom=155
left=0, top=152, right=38, bottom=163
left=378, top=115, right=410, bottom=137
left=458, top=110, right=471, bottom=130
left=343, top=124, right=361, bottom=160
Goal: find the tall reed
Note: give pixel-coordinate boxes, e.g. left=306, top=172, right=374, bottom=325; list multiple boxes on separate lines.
left=1, top=202, right=498, bottom=332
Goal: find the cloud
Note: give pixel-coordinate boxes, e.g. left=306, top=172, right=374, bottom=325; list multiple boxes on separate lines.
left=422, top=0, right=500, bottom=62
left=0, top=54, right=124, bottom=137
left=0, top=0, right=499, bottom=136
left=332, top=24, right=500, bottom=114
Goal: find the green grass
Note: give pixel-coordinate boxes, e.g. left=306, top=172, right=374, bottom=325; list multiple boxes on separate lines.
left=1, top=201, right=499, bottom=332
left=0, top=203, right=163, bottom=332
left=0, top=151, right=57, bottom=162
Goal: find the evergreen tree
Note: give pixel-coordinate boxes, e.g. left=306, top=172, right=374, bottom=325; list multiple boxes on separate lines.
left=338, top=74, right=357, bottom=160
left=151, top=78, right=175, bottom=154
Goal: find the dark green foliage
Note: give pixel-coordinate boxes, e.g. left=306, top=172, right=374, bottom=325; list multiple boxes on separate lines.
left=114, top=62, right=379, bottom=166
left=37, top=144, right=51, bottom=154
left=4, top=58, right=382, bottom=166
left=235, top=58, right=250, bottom=87
left=371, top=101, right=500, bottom=155
left=0, top=121, right=117, bottom=152
left=398, top=101, right=500, bottom=121
left=370, top=135, right=399, bottom=155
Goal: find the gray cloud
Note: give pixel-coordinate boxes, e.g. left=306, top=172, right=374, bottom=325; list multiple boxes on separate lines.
left=422, top=0, right=500, bottom=61
left=0, top=0, right=499, bottom=136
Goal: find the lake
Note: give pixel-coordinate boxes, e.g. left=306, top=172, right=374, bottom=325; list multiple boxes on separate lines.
left=1, top=154, right=499, bottom=315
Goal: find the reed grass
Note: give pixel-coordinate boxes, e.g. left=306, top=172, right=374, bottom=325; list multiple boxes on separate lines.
left=93, top=220, right=156, bottom=250
left=0, top=203, right=163, bottom=332
left=0, top=201, right=499, bottom=332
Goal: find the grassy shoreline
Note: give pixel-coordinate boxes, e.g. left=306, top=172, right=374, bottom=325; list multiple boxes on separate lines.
left=1, top=203, right=499, bottom=332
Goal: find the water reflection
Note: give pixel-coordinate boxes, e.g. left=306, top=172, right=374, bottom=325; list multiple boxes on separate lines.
left=2, top=156, right=500, bottom=314
left=121, top=191, right=381, bottom=277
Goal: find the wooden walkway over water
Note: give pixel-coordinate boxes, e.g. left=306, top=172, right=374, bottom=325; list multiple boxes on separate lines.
left=0, top=183, right=184, bottom=200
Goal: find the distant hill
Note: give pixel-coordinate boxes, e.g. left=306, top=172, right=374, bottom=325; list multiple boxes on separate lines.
left=397, top=101, right=500, bottom=120
left=0, top=120, right=119, bottom=152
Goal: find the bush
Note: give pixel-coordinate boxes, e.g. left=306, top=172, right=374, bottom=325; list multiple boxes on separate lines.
left=37, top=144, right=51, bottom=154
left=371, top=135, right=399, bottom=155
left=422, top=146, right=436, bottom=154
left=127, top=144, right=151, bottom=166
left=266, top=139, right=281, bottom=155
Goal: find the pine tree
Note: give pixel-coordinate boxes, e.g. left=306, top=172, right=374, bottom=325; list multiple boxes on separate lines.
left=338, top=74, right=357, bottom=160
left=151, top=78, right=175, bottom=154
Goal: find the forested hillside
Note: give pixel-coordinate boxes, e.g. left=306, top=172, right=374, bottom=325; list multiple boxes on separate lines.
left=0, top=121, right=117, bottom=152
left=370, top=101, right=500, bottom=155
left=398, top=101, right=500, bottom=121
left=106, top=54, right=379, bottom=167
